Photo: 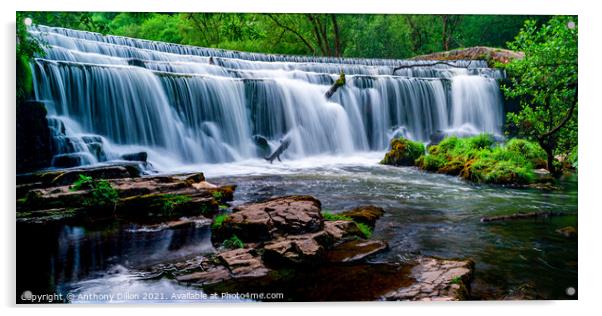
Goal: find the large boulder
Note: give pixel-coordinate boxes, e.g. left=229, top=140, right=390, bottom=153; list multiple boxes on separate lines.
left=213, top=196, right=323, bottom=242
left=262, top=231, right=331, bottom=266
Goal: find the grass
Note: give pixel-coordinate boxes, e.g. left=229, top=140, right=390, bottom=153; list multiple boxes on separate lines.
left=381, top=137, right=425, bottom=166
left=414, top=134, right=547, bottom=185
left=222, top=234, right=244, bottom=249
left=356, top=222, right=373, bottom=239
left=211, top=191, right=224, bottom=201
left=161, top=194, right=192, bottom=215
left=212, top=213, right=229, bottom=229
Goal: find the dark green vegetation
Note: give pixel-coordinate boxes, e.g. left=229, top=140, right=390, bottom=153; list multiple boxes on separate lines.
left=19, top=12, right=548, bottom=59
left=212, top=213, right=229, bottom=230
left=70, top=174, right=119, bottom=208
left=222, top=235, right=245, bottom=249
left=500, top=16, right=578, bottom=175
left=380, top=138, right=425, bottom=166
left=383, top=135, right=554, bottom=185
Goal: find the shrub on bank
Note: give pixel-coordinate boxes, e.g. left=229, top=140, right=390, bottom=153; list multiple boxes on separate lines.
left=415, top=135, right=546, bottom=185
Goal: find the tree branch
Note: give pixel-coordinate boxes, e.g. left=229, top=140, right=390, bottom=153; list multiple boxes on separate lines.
left=267, top=14, right=316, bottom=54
left=541, top=83, right=578, bottom=139
left=392, top=61, right=473, bottom=74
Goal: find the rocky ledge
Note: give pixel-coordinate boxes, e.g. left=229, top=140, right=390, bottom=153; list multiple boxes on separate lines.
left=16, top=164, right=235, bottom=224
left=156, top=195, right=474, bottom=301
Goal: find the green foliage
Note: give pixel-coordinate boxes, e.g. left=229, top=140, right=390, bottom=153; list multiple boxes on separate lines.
left=24, top=12, right=542, bottom=59
left=16, top=12, right=45, bottom=103
left=212, top=214, right=229, bottom=229
left=356, top=222, right=373, bottom=239
left=415, top=135, right=545, bottom=185
left=569, top=146, right=578, bottom=169
left=381, top=137, right=425, bottom=166
left=501, top=16, right=578, bottom=173
left=222, top=235, right=244, bottom=249
left=70, top=174, right=119, bottom=208
left=451, top=276, right=462, bottom=285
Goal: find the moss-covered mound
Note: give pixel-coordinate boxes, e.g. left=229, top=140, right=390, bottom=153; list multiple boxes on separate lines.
left=381, top=137, right=425, bottom=166
left=414, top=134, right=547, bottom=185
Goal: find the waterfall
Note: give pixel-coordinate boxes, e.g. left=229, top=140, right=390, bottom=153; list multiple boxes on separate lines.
left=29, top=25, right=504, bottom=170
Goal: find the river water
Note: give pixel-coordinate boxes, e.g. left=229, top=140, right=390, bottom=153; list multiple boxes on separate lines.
left=16, top=153, right=577, bottom=302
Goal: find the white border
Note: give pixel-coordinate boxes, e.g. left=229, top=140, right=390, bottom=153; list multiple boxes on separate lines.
left=2, top=1, right=601, bottom=315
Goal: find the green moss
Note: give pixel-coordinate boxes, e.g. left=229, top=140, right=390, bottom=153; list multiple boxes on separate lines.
left=70, top=175, right=119, bottom=208
left=451, top=276, right=462, bottom=285
left=381, top=137, right=425, bottom=166
left=222, top=234, right=244, bottom=249
left=212, top=213, right=229, bottom=229
left=211, top=191, right=224, bottom=200
left=413, top=134, right=545, bottom=185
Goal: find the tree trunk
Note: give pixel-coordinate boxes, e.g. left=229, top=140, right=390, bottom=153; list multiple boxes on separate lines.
left=539, top=139, right=556, bottom=175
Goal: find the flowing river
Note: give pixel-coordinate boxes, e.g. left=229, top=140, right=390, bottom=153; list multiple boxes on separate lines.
left=17, top=153, right=578, bottom=302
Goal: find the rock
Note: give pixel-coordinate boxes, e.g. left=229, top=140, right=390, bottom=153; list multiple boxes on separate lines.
left=217, top=248, right=269, bottom=277
left=117, top=192, right=218, bottom=220
left=556, top=226, right=577, bottom=238
left=339, top=205, right=384, bottom=227
left=176, top=266, right=231, bottom=285
left=380, top=137, right=424, bottom=166
left=17, top=101, right=53, bottom=173
left=121, top=152, right=148, bottom=162
left=214, top=196, right=322, bottom=242
left=533, top=168, right=554, bottom=183
left=326, top=239, right=388, bottom=263
left=410, top=46, right=524, bottom=65
left=185, top=173, right=205, bottom=184
left=384, top=257, right=474, bottom=301
left=323, top=220, right=363, bottom=240
left=262, top=231, right=330, bottom=266
left=480, top=211, right=568, bottom=223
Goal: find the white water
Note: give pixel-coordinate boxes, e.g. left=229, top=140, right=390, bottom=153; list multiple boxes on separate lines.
left=30, top=25, right=505, bottom=171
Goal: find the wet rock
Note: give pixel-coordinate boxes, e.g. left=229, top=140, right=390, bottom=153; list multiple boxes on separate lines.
left=117, top=192, right=218, bottom=220
left=263, top=231, right=330, bottom=266
left=185, top=173, right=205, bottom=184
left=533, top=168, right=554, bottom=183
left=218, top=248, right=270, bottom=277
left=556, top=226, right=577, bottom=238
left=121, top=152, right=148, bottom=162
left=384, top=257, right=474, bottom=301
left=326, top=239, right=388, bottom=263
left=339, top=205, right=384, bottom=227
left=323, top=220, right=363, bottom=240
left=17, top=100, right=53, bottom=173
left=176, top=266, right=231, bottom=285
left=214, top=196, right=322, bottom=242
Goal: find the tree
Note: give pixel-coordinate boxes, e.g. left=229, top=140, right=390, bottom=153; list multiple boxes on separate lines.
left=16, top=12, right=44, bottom=103
left=501, top=16, right=578, bottom=175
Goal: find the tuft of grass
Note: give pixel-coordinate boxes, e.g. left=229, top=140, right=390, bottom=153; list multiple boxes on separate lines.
left=356, top=222, right=373, bottom=238
left=211, top=190, right=224, bottom=201
left=222, top=234, right=244, bottom=249
left=322, top=212, right=353, bottom=221
left=161, top=194, right=192, bottom=215
left=212, top=213, right=229, bottom=229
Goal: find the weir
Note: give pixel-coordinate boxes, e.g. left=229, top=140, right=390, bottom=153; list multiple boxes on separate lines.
left=29, top=25, right=504, bottom=170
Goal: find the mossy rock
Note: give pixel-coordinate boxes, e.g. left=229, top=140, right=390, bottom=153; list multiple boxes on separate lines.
left=117, top=193, right=218, bottom=220
left=381, top=137, right=425, bottom=166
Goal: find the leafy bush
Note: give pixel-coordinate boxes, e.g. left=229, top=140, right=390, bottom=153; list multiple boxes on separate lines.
left=222, top=235, right=244, bottom=249
left=381, top=137, right=425, bottom=166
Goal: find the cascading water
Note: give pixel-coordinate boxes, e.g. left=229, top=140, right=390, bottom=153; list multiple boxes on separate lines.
left=29, top=25, right=505, bottom=171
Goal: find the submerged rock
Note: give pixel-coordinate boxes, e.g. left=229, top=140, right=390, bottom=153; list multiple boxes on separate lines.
left=556, top=226, right=577, bottom=238
left=384, top=257, right=474, bottom=301
left=326, top=239, right=388, bottom=263
left=339, top=205, right=384, bottom=227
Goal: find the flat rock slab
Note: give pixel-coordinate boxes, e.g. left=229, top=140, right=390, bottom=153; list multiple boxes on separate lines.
left=339, top=205, right=384, bottom=227
left=384, top=257, right=474, bottom=301
left=326, top=239, right=388, bottom=263
left=263, top=231, right=330, bottom=266
left=215, top=196, right=323, bottom=242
